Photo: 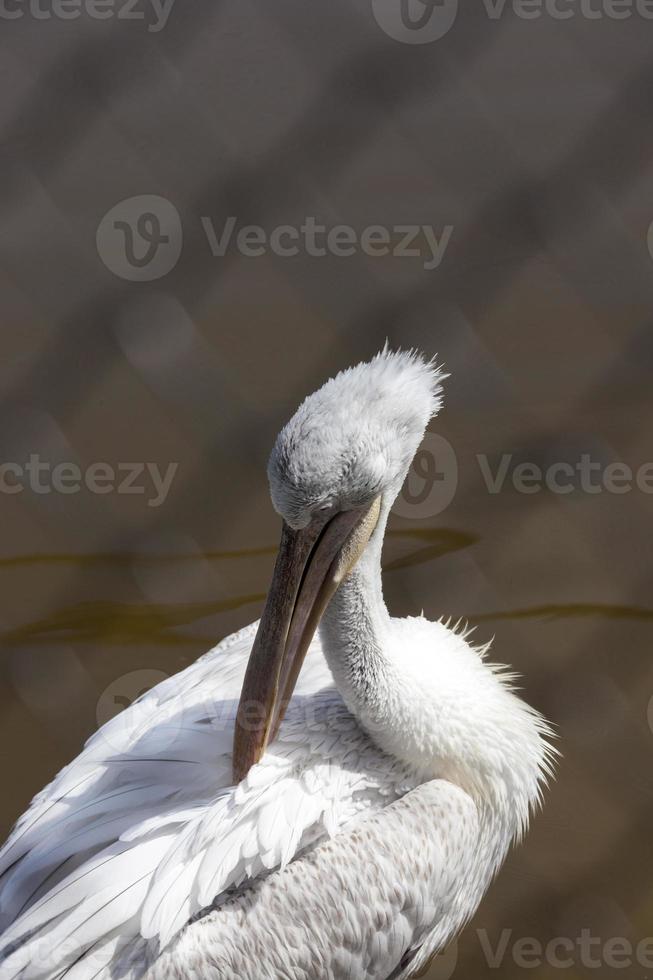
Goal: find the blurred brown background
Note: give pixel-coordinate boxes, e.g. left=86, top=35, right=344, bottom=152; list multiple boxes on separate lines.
left=1, top=2, right=653, bottom=977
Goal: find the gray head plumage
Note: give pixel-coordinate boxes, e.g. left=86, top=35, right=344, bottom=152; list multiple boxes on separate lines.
left=268, top=348, right=446, bottom=528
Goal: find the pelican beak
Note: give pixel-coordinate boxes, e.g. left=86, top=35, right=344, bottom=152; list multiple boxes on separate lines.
left=232, top=496, right=381, bottom=783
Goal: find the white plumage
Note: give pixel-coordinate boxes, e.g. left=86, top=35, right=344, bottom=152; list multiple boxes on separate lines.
left=0, top=349, right=555, bottom=979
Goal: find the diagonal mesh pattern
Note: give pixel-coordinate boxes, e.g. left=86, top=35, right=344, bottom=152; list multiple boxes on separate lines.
left=0, top=3, right=652, bottom=976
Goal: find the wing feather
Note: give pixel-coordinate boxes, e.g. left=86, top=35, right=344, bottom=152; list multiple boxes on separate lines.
left=0, top=626, right=415, bottom=980
left=144, top=781, right=481, bottom=980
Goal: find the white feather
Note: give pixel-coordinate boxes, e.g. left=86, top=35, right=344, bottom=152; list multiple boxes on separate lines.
left=0, top=350, right=555, bottom=980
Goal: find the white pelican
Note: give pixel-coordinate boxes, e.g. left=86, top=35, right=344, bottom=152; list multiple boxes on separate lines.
left=0, top=349, right=554, bottom=980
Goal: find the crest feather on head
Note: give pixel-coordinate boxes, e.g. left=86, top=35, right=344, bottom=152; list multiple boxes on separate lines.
left=267, top=348, right=447, bottom=526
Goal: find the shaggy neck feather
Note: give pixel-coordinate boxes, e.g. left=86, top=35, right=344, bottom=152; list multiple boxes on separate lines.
left=319, top=499, right=550, bottom=872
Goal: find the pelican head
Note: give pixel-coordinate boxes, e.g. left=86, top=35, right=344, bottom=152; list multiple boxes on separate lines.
left=232, top=348, right=445, bottom=781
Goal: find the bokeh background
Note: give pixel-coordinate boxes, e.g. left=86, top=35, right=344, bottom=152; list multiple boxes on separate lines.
left=1, top=2, right=653, bottom=977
